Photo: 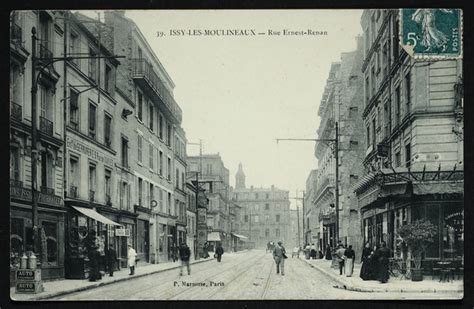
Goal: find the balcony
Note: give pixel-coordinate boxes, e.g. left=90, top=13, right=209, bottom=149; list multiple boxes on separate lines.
left=131, top=59, right=182, bottom=124
left=89, top=190, right=95, bottom=202
left=38, top=43, right=53, bottom=60
left=40, top=186, right=55, bottom=195
left=39, top=116, right=53, bottom=136
left=69, top=185, right=78, bottom=198
left=10, top=179, right=23, bottom=188
left=11, top=102, right=22, bottom=121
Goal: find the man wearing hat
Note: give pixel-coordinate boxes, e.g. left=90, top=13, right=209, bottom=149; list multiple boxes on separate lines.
left=272, top=241, right=287, bottom=276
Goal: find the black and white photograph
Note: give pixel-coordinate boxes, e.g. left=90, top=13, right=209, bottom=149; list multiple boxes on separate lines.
left=8, top=8, right=464, bottom=301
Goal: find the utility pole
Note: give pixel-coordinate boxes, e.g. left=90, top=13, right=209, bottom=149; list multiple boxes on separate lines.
left=31, top=28, right=39, bottom=258
left=276, top=121, right=339, bottom=243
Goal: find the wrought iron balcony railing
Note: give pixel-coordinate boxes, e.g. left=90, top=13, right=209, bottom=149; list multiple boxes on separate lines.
left=11, top=102, right=22, bottom=121
left=39, top=116, right=53, bottom=136
left=10, top=179, right=23, bottom=188
left=38, top=43, right=53, bottom=59
left=40, top=186, right=55, bottom=195
left=131, top=58, right=182, bottom=123
left=69, top=185, right=78, bottom=198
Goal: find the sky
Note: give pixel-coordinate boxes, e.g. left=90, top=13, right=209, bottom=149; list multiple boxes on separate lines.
left=94, top=10, right=363, bottom=209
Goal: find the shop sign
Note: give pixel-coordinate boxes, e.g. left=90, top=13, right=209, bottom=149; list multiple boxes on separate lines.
left=15, top=281, right=43, bottom=294
left=16, top=270, right=36, bottom=281
left=115, top=228, right=130, bottom=237
left=66, top=136, right=114, bottom=166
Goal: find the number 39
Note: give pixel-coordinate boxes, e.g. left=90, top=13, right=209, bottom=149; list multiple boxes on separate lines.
left=407, top=32, right=418, bottom=47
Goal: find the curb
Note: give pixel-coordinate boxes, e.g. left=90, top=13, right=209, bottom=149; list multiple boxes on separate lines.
left=12, top=257, right=215, bottom=301
left=301, top=259, right=463, bottom=294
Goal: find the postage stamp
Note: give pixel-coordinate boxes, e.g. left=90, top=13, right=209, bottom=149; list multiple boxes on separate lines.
left=400, top=9, right=462, bottom=59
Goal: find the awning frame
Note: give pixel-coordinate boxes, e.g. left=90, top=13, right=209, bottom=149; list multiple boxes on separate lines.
left=71, top=206, right=122, bottom=226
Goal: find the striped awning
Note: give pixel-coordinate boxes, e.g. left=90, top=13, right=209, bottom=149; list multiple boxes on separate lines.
left=207, top=232, right=221, bottom=241
left=72, top=206, right=122, bottom=226
left=231, top=233, right=248, bottom=240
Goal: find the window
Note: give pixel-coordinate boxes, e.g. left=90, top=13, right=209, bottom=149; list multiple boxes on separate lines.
left=393, top=16, right=400, bottom=57
left=159, top=114, right=163, bottom=140
left=104, top=64, right=113, bottom=94
left=159, top=151, right=163, bottom=175
left=176, top=169, right=179, bottom=188
left=149, top=103, right=154, bottom=131
left=206, top=164, right=213, bottom=175
left=168, top=193, right=172, bottom=215
left=395, top=151, right=401, bottom=167
left=121, top=136, right=129, bottom=168
left=276, top=228, right=280, bottom=237
left=39, top=84, right=53, bottom=121
left=383, top=102, right=389, bottom=138
left=10, top=147, right=21, bottom=182
left=167, top=157, right=171, bottom=181
left=105, top=169, right=111, bottom=204
left=69, top=156, right=79, bottom=196
left=167, top=124, right=172, bottom=146
left=365, top=76, right=370, bottom=105
left=159, top=189, right=164, bottom=212
left=88, top=103, right=97, bottom=139
left=88, top=163, right=96, bottom=201
left=244, top=215, right=248, bottom=222
left=405, top=143, right=411, bottom=168
left=69, top=31, right=80, bottom=66
left=137, top=47, right=143, bottom=59
left=372, top=118, right=376, bottom=147
left=120, top=181, right=129, bottom=210
left=382, top=43, right=388, bottom=76
left=10, top=63, right=22, bottom=108
left=265, top=203, right=269, bottom=210
left=149, top=144, right=154, bottom=170
left=366, top=125, right=371, bottom=148
left=182, top=172, right=185, bottom=190
left=395, top=86, right=401, bottom=126
left=42, top=222, right=58, bottom=264
left=254, top=215, right=259, bottom=223
left=69, top=89, right=79, bottom=129
left=265, top=229, right=269, bottom=237
left=149, top=183, right=154, bottom=207
left=88, top=48, right=97, bottom=81
left=138, top=178, right=143, bottom=206
left=40, top=151, right=53, bottom=191
left=137, top=135, right=143, bottom=163
left=137, top=92, right=143, bottom=121
left=405, top=72, right=411, bottom=115
left=104, top=114, right=112, bottom=147
left=276, top=214, right=280, bottom=222
left=371, top=66, right=376, bottom=96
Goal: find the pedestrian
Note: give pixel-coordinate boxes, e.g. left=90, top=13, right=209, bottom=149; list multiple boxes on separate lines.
left=88, top=245, right=102, bottom=282
left=127, top=244, right=137, bottom=275
left=304, top=243, right=311, bottom=259
left=273, top=241, right=287, bottom=276
left=375, top=241, right=391, bottom=283
left=171, top=242, right=178, bottom=262
left=310, top=243, right=317, bottom=259
left=215, top=242, right=224, bottom=262
left=292, top=246, right=299, bottom=258
left=178, top=242, right=191, bottom=276
left=360, top=242, right=374, bottom=280
left=105, top=244, right=117, bottom=277
left=325, top=245, right=332, bottom=260
left=203, top=242, right=210, bottom=258
left=335, top=244, right=346, bottom=275
left=344, top=245, right=355, bottom=277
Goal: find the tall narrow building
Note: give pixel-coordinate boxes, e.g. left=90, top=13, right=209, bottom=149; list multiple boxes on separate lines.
left=235, top=162, right=246, bottom=190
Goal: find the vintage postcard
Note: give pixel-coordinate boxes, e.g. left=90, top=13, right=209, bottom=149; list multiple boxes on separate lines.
left=9, top=9, right=463, bottom=301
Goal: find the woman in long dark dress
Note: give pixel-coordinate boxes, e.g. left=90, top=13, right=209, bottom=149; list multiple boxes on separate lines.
left=360, top=242, right=374, bottom=280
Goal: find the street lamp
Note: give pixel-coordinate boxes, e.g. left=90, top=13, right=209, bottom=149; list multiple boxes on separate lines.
left=276, top=121, right=340, bottom=244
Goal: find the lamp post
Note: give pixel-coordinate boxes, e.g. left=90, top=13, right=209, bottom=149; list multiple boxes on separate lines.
left=276, top=121, right=339, bottom=243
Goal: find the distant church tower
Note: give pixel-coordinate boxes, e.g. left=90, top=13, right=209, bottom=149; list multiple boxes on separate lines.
left=235, top=162, right=246, bottom=189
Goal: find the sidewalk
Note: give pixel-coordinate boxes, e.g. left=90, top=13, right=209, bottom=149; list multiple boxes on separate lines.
left=11, top=255, right=217, bottom=301
left=301, top=258, right=463, bottom=295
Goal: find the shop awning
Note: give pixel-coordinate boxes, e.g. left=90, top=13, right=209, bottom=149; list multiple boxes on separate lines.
left=231, top=233, right=248, bottom=240
left=207, top=232, right=221, bottom=242
left=72, top=206, right=122, bottom=226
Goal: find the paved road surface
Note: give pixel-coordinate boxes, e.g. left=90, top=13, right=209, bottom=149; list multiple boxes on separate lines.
left=52, top=250, right=442, bottom=300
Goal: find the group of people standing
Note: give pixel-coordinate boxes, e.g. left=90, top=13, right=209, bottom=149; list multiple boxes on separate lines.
left=334, top=244, right=356, bottom=277
left=303, top=243, right=324, bottom=259
left=360, top=241, right=391, bottom=283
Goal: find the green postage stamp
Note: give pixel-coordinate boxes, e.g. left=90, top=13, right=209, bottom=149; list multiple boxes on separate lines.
left=400, top=9, right=462, bottom=59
